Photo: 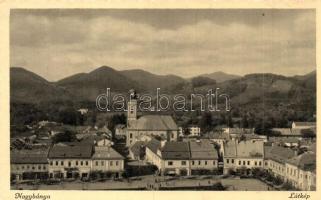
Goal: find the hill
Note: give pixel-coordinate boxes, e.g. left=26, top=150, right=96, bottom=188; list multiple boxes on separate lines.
left=120, top=69, right=186, bottom=91
left=199, top=71, right=241, bottom=83
left=10, top=67, right=72, bottom=103
left=56, top=66, right=142, bottom=100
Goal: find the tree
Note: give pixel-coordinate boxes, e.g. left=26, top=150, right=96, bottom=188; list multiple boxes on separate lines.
left=198, top=112, right=213, bottom=133
left=241, top=115, right=249, bottom=128
left=227, top=115, right=234, bottom=128
left=254, top=118, right=273, bottom=135
left=52, top=130, right=76, bottom=144
left=301, top=129, right=316, bottom=138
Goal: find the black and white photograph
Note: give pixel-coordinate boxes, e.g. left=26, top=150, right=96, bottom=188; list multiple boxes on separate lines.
left=8, top=8, right=316, bottom=191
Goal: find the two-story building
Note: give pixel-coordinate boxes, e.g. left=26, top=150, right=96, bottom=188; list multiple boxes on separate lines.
left=48, top=144, right=93, bottom=179
left=223, top=140, right=264, bottom=174
left=159, top=142, right=191, bottom=176
left=11, top=149, right=49, bottom=181
left=264, top=145, right=296, bottom=178
left=285, top=151, right=316, bottom=190
left=189, top=140, right=219, bottom=175
left=91, top=146, right=124, bottom=177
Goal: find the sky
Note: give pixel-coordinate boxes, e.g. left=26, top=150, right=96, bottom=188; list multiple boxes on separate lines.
left=10, top=9, right=316, bottom=81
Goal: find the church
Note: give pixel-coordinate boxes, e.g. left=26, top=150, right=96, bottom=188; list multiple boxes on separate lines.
left=126, top=90, right=179, bottom=146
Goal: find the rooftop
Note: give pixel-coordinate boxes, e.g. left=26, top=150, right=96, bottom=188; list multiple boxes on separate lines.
left=11, top=149, right=49, bottom=164
left=293, top=121, right=316, bottom=127
left=129, top=141, right=147, bottom=158
left=264, top=146, right=296, bottom=164
left=48, top=144, right=93, bottom=159
left=189, top=140, right=218, bottom=160
left=224, top=140, right=264, bottom=158
left=128, top=115, right=178, bottom=131
left=287, top=151, right=316, bottom=172
left=161, top=141, right=190, bottom=160
left=145, top=138, right=161, bottom=154
left=92, top=146, right=124, bottom=160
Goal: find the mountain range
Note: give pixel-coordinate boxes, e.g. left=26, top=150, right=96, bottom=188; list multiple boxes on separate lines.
left=10, top=66, right=316, bottom=108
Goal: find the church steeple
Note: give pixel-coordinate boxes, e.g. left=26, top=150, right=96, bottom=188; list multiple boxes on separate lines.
left=127, top=89, right=137, bottom=125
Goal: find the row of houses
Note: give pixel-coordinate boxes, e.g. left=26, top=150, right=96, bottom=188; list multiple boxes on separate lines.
left=129, top=135, right=316, bottom=191
left=11, top=143, right=124, bottom=181
left=145, top=139, right=219, bottom=176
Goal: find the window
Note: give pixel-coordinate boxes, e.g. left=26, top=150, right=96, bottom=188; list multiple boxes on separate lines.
left=68, top=161, right=71, bottom=167
left=205, top=161, right=207, bottom=165
left=130, top=133, right=133, bottom=139
left=38, top=166, right=41, bottom=170
left=192, top=161, right=195, bottom=165
left=81, top=161, right=83, bottom=166
left=198, top=160, right=201, bottom=165
left=181, top=161, right=186, bottom=166
left=56, top=161, right=58, bottom=166
left=50, top=161, right=53, bottom=166
left=259, top=161, right=262, bottom=166
left=243, top=161, right=246, bottom=165
left=61, top=161, right=64, bottom=166
left=76, top=161, right=78, bottom=166
left=231, top=159, right=234, bottom=164
left=226, top=159, right=229, bottom=164
left=110, top=161, right=113, bottom=166
left=213, top=161, right=216, bottom=165
left=27, top=165, right=29, bottom=169
left=16, top=166, right=19, bottom=170
left=239, top=161, right=241, bottom=165
left=43, top=166, right=46, bottom=170
left=101, top=161, right=104, bottom=166
left=247, top=161, right=250, bottom=165
left=168, top=161, right=173, bottom=166
left=96, top=161, right=98, bottom=166
left=255, top=161, right=257, bottom=166
left=22, top=166, right=25, bottom=169
left=86, top=161, right=88, bottom=166
left=32, top=166, right=35, bottom=170
left=116, top=161, right=119, bottom=166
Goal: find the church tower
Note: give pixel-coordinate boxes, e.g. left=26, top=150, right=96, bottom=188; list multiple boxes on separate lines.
left=127, top=89, right=137, bottom=125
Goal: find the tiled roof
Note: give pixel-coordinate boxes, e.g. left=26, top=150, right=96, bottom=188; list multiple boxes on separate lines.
left=48, top=144, right=93, bottom=159
left=189, top=140, right=218, bottom=160
left=264, top=146, right=296, bottom=164
left=92, top=146, right=124, bottom=160
left=286, top=151, right=316, bottom=171
left=129, top=141, right=147, bottom=158
left=128, top=115, right=178, bottom=131
left=224, top=140, right=264, bottom=158
left=11, top=149, right=49, bottom=164
left=161, top=142, right=190, bottom=160
left=145, top=138, right=161, bottom=154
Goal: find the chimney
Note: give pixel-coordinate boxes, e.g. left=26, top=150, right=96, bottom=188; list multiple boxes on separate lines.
left=161, top=140, right=166, bottom=148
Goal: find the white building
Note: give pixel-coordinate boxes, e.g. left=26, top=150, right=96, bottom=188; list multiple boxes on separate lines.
left=223, top=140, right=264, bottom=174
left=48, top=144, right=93, bottom=179
left=285, top=151, right=316, bottom=191
left=292, top=121, right=316, bottom=130
left=145, top=140, right=219, bottom=176
left=91, top=146, right=124, bottom=177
